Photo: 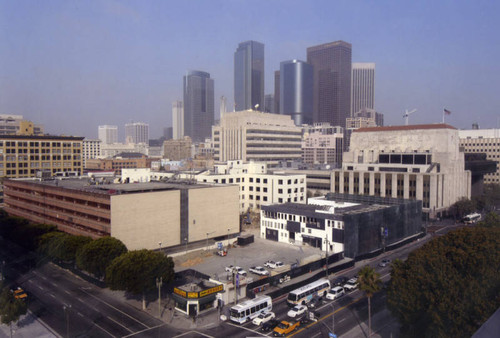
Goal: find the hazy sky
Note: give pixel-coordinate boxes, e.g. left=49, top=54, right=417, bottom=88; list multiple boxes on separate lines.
left=1, top=0, right=499, bottom=140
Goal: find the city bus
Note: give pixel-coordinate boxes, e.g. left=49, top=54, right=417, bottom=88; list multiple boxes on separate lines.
left=286, top=278, right=331, bottom=307
left=462, top=213, right=481, bottom=224
left=229, top=295, right=272, bottom=324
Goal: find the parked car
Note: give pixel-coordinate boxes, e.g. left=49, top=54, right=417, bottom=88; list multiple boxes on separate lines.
left=343, top=278, right=358, bottom=292
left=261, top=319, right=279, bottom=332
left=12, top=287, right=27, bottom=301
left=264, top=260, right=276, bottom=268
left=225, top=265, right=247, bottom=275
left=326, top=286, right=345, bottom=300
left=252, top=311, right=276, bottom=325
left=287, top=304, right=307, bottom=318
left=379, top=259, right=391, bottom=267
left=274, top=261, right=284, bottom=269
left=249, top=266, right=269, bottom=276
left=332, top=276, right=348, bottom=286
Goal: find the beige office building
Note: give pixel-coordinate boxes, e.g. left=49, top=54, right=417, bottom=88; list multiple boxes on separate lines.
left=331, top=124, right=471, bottom=219
left=3, top=179, right=239, bottom=251
left=212, top=110, right=302, bottom=166
left=459, top=128, right=500, bottom=184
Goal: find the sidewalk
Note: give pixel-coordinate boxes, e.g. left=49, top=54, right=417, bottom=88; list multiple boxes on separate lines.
left=0, top=311, right=58, bottom=338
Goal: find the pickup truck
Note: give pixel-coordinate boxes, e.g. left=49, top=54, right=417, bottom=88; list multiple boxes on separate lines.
left=273, top=320, right=300, bottom=337
left=225, top=265, right=247, bottom=276
left=249, top=266, right=269, bottom=276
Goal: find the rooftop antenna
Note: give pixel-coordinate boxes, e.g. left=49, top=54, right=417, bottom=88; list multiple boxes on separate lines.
left=403, top=109, right=417, bottom=125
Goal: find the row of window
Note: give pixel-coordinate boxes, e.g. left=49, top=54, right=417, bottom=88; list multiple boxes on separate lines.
left=0, top=141, right=81, bottom=147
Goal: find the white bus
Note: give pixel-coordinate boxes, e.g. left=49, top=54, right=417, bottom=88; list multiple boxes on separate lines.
left=462, top=213, right=481, bottom=224
left=287, top=278, right=331, bottom=306
left=229, top=295, right=272, bottom=324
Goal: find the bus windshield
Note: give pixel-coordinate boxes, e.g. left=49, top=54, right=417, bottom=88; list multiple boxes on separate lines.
left=287, top=293, right=298, bottom=302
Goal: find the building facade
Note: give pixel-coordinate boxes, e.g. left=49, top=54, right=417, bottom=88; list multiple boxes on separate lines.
left=280, top=60, right=313, bottom=126
left=264, top=94, right=274, bottom=114
left=163, top=136, right=193, bottom=161
left=212, top=110, right=302, bottom=166
left=98, top=125, right=118, bottom=145
left=331, top=124, right=471, bottom=219
left=125, top=122, right=149, bottom=144
left=459, top=128, right=500, bottom=184
left=307, top=41, right=352, bottom=127
left=0, top=135, right=83, bottom=178
left=197, top=160, right=307, bottom=212
left=3, top=179, right=239, bottom=251
left=0, top=115, right=44, bottom=136
left=260, top=194, right=421, bottom=258
left=82, top=139, right=102, bottom=169
left=234, top=41, right=265, bottom=111
left=302, top=127, right=343, bottom=166
left=85, top=153, right=151, bottom=174
left=183, top=71, right=214, bottom=142
left=172, top=100, right=184, bottom=140
left=351, top=63, right=375, bottom=115
left=274, top=70, right=280, bottom=115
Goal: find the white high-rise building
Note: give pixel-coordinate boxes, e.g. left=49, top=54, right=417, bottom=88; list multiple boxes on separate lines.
left=172, top=101, right=184, bottom=140
left=98, top=125, right=118, bottom=145
left=125, top=122, right=149, bottom=144
left=351, top=63, right=375, bottom=116
left=82, top=139, right=102, bottom=168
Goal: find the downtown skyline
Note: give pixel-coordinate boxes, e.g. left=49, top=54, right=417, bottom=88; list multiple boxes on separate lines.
left=1, top=0, right=500, bottom=139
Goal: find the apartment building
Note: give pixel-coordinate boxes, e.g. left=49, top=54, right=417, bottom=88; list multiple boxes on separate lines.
left=82, top=139, right=102, bottom=168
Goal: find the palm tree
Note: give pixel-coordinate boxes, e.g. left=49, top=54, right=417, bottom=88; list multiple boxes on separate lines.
left=358, top=265, right=382, bottom=337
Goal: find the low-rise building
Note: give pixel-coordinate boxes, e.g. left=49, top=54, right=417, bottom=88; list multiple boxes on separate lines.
left=260, top=193, right=421, bottom=258
left=85, top=153, right=152, bottom=174
left=163, top=136, right=193, bottom=161
left=3, top=178, right=239, bottom=251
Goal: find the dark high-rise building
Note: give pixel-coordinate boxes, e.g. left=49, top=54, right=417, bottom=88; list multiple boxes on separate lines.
left=307, top=41, right=352, bottom=127
left=264, top=94, right=274, bottom=114
left=183, top=70, right=214, bottom=142
left=274, top=70, right=280, bottom=115
left=280, top=60, right=313, bottom=126
left=234, top=40, right=264, bottom=111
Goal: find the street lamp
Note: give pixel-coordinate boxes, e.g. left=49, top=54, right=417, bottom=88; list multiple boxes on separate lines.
left=205, top=231, right=215, bottom=251
left=184, top=237, right=188, bottom=254
left=63, top=304, right=71, bottom=338
left=227, top=228, right=231, bottom=252
left=324, top=236, right=329, bottom=279
left=159, top=241, right=162, bottom=252
left=156, top=277, right=163, bottom=318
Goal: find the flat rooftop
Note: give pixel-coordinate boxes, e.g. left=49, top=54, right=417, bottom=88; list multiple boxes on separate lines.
left=8, top=177, right=227, bottom=195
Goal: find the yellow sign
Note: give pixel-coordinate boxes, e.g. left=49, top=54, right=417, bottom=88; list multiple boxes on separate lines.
left=173, top=284, right=224, bottom=299
left=173, top=288, right=186, bottom=297
left=199, top=284, right=223, bottom=298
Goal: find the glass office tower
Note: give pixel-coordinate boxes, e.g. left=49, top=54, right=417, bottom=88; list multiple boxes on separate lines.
left=183, top=70, right=214, bottom=142
left=234, top=41, right=264, bottom=111
left=279, top=60, right=313, bottom=126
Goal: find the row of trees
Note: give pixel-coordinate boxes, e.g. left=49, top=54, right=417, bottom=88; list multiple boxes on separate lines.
left=387, top=225, right=500, bottom=336
left=0, top=212, right=175, bottom=311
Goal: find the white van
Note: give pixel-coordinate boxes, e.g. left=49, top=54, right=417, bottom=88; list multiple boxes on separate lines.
left=326, top=286, right=345, bottom=300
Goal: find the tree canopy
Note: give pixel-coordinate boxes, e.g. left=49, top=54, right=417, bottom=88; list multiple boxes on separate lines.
left=0, top=285, right=28, bottom=326
left=76, top=237, right=128, bottom=279
left=105, top=250, right=174, bottom=295
left=387, top=226, right=500, bottom=337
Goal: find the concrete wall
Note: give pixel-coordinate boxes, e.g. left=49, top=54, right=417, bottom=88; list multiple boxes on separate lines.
left=110, top=190, right=181, bottom=250
left=187, top=185, right=239, bottom=242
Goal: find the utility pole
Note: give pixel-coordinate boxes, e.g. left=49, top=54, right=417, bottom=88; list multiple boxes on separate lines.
left=325, top=235, right=329, bottom=279
left=63, top=305, right=71, bottom=338
left=156, top=277, right=163, bottom=318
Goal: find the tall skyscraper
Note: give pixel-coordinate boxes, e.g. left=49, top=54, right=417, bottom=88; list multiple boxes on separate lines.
left=307, top=41, right=352, bottom=127
left=125, top=122, right=149, bottom=144
left=172, top=100, right=184, bottom=140
left=274, top=70, right=280, bottom=115
left=280, top=60, right=313, bottom=126
left=98, top=125, right=118, bottom=145
left=234, top=40, right=264, bottom=111
left=351, top=63, right=375, bottom=115
left=264, top=94, right=274, bottom=114
left=183, top=70, right=214, bottom=142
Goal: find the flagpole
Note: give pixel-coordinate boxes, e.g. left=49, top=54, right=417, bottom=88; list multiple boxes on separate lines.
left=442, top=107, right=445, bottom=124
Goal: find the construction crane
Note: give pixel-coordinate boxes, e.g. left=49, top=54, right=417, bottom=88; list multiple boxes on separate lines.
left=403, top=109, right=417, bottom=125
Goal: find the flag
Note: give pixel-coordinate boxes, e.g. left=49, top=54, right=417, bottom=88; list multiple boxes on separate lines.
left=444, top=108, right=452, bottom=115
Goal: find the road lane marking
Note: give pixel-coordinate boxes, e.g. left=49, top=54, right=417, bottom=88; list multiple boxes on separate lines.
left=121, top=323, right=169, bottom=338
left=79, top=288, right=150, bottom=329
left=52, top=282, right=58, bottom=287
left=50, top=294, right=55, bottom=298
left=173, top=331, right=216, bottom=338
left=93, top=322, right=116, bottom=337
left=78, top=312, right=84, bottom=317
left=38, top=285, right=44, bottom=290
left=226, top=321, right=267, bottom=336
left=107, top=316, right=133, bottom=333
left=64, top=290, right=70, bottom=295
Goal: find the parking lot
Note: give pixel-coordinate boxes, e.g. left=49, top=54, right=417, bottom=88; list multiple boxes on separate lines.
left=173, top=228, right=323, bottom=281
